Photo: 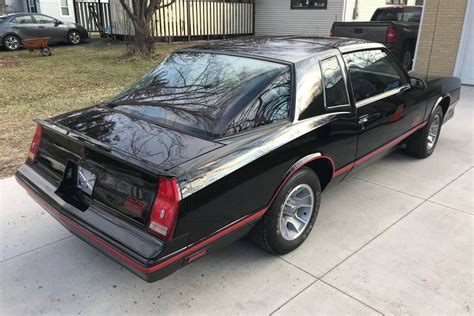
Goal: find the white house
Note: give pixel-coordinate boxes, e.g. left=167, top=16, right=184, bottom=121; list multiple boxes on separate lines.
left=255, top=0, right=422, bottom=37
left=5, top=0, right=76, bottom=23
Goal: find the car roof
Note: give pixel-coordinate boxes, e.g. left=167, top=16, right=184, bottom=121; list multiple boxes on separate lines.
left=180, top=36, right=381, bottom=63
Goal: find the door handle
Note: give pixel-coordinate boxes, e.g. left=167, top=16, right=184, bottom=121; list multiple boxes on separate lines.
left=358, top=114, right=369, bottom=125
left=38, top=26, right=45, bottom=29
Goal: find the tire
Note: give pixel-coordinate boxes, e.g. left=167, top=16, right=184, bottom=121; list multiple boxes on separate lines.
left=41, top=47, right=51, bottom=56
left=406, top=106, right=444, bottom=158
left=3, top=34, right=20, bottom=51
left=400, top=45, right=414, bottom=70
left=250, top=167, right=321, bottom=255
left=67, top=30, right=82, bottom=45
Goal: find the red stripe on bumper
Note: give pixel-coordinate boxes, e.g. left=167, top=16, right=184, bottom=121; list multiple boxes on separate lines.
left=16, top=176, right=266, bottom=274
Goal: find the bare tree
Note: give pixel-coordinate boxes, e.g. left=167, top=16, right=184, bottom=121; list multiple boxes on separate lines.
left=118, top=0, right=176, bottom=57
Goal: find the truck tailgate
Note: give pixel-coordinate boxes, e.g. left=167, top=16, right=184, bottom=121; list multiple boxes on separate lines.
left=332, top=21, right=391, bottom=44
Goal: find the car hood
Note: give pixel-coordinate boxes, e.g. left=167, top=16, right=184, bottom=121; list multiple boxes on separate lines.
left=49, top=106, right=223, bottom=170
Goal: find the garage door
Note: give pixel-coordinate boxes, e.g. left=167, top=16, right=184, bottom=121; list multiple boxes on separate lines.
left=455, top=0, right=474, bottom=85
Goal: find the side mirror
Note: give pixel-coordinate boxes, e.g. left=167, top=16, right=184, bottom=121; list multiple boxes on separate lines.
left=54, top=20, right=62, bottom=26
left=410, top=77, right=426, bottom=90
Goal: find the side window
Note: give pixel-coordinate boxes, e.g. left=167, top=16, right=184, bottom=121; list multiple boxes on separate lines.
left=223, top=70, right=291, bottom=135
left=33, top=15, right=56, bottom=24
left=343, top=49, right=407, bottom=102
left=11, top=15, right=34, bottom=24
left=320, top=56, right=349, bottom=108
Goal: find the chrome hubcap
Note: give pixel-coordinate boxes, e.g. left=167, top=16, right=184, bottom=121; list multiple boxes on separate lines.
left=427, top=115, right=440, bottom=150
left=279, top=184, right=314, bottom=241
left=5, top=36, right=19, bottom=49
left=70, top=32, right=80, bottom=44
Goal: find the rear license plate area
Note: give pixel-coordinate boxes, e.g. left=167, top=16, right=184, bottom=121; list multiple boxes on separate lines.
left=56, top=161, right=96, bottom=211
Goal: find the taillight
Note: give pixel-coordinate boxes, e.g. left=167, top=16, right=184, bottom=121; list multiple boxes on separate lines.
left=330, top=25, right=335, bottom=37
left=147, top=177, right=181, bottom=240
left=386, top=27, right=397, bottom=45
left=28, top=125, right=43, bottom=162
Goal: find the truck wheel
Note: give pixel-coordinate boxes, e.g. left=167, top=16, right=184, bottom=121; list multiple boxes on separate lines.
left=400, top=45, right=414, bottom=70
left=405, top=106, right=444, bottom=158
left=250, top=167, right=321, bottom=255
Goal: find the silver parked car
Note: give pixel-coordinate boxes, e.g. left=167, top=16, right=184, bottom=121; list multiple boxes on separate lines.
left=0, top=13, right=88, bottom=51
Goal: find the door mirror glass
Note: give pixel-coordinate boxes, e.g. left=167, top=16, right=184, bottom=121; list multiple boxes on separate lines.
left=410, top=77, right=426, bottom=90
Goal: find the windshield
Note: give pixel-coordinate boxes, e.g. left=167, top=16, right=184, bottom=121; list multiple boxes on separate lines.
left=110, top=52, right=289, bottom=138
left=372, top=7, right=422, bottom=22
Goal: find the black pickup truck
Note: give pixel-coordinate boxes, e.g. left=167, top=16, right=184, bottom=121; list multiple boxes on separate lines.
left=331, top=6, right=422, bottom=69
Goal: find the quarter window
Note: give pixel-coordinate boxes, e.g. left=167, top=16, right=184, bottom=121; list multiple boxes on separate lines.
left=320, top=56, right=349, bottom=108
left=33, top=15, right=56, bottom=24
left=343, top=49, right=407, bottom=103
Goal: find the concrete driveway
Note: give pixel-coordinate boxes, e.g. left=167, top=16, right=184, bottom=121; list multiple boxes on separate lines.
left=1, top=86, right=473, bottom=315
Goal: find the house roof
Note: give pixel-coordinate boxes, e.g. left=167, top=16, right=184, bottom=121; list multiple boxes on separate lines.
left=180, top=36, right=378, bottom=63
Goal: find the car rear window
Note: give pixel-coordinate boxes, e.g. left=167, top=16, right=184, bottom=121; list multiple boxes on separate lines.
left=372, top=7, right=422, bottom=22
left=110, top=52, right=290, bottom=138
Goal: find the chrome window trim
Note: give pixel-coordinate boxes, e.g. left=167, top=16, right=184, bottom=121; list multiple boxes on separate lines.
left=356, top=84, right=410, bottom=108
left=319, top=55, right=352, bottom=110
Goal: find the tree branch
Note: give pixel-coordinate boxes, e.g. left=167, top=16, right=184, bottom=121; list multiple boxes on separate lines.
left=146, top=0, right=176, bottom=20
left=118, top=0, right=136, bottom=22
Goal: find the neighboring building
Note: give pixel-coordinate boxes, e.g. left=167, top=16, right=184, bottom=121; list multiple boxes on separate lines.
left=255, top=0, right=345, bottom=36
left=4, top=0, right=26, bottom=13
left=5, top=0, right=76, bottom=23
left=254, top=0, right=422, bottom=37
left=414, top=0, right=473, bottom=84
left=344, top=0, right=418, bottom=22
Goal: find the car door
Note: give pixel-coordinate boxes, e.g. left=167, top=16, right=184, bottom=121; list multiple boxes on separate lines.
left=32, top=14, right=65, bottom=43
left=10, top=15, right=37, bottom=40
left=342, top=48, right=426, bottom=165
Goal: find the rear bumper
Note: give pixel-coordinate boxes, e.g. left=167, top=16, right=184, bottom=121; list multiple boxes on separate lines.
left=16, top=164, right=263, bottom=282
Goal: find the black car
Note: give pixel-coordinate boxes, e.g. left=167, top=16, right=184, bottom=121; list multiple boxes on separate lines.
left=0, top=13, right=88, bottom=51
left=16, top=37, right=461, bottom=282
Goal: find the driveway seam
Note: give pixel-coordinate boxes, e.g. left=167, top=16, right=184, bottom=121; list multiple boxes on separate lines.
left=269, top=278, right=319, bottom=315
left=319, top=279, right=384, bottom=315
left=319, top=166, right=473, bottom=280
left=269, top=167, right=472, bottom=315
left=353, top=176, right=426, bottom=200
left=0, top=235, right=72, bottom=263
left=426, top=200, right=473, bottom=216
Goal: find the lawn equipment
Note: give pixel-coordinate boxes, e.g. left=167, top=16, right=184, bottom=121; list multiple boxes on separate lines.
left=22, top=37, right=51, bottom=56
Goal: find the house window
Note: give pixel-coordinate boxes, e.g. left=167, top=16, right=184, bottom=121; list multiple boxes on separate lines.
left=385, top=0, right=408, bottom=4
left=291, top=0, right=328, bottom=9
left=27, top=0, right=37, bottom=13
left=60, top=0, right=69, bottom=16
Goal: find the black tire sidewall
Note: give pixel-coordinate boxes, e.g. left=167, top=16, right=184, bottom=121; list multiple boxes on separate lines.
left=422, top=107, right=444, bottom=156
left=267, top=167, right=321, bottom=254
left=3, top=35, right=20, bottom=51
left=68, top=31, right=81, bottom=45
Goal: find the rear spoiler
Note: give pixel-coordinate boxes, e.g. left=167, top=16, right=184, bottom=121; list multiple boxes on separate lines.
left=37, top=119, right=174, bottom=177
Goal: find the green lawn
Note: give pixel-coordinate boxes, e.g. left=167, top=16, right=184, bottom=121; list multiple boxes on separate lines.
left=0, top=41, right=191, bottom=178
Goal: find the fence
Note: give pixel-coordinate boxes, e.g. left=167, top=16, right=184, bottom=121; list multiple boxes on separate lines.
left=74, top=0, right=112, bottom=33
left=109, top=0, right=255, bottom=40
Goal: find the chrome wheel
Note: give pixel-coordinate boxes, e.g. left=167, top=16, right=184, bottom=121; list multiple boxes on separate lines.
left=427, top=114, right=440, bottom=150
left=4, top=35, right=19, bottom=50
left=279, top=184, right=314, bottom=241
left=69, top=31, right=81, bottom=44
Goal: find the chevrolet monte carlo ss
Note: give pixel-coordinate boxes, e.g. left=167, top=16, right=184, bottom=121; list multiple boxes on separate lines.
left=16, top=37, right=461, bottom=282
